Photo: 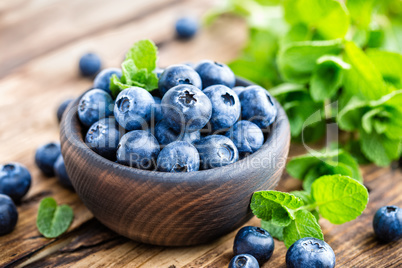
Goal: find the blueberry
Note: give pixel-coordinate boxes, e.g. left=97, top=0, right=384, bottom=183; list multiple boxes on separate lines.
left=157, top=141, right=200, bottom=172
left=78, top=89, right=114, bottom=127
left=57, top=99, right=73, bottom=123
left=286, top=237, right=335, bottom=268
left=203, top=85, right=240, bottom=130
left=53, top=155, right=73, bottom=189
left=373, top=205, right=402, bottom=242
left=116, top=130, right=160, bottom=170
left=232, top=86, right=245, bottom=96
left=79, top=53, right=101, bottom=77
left=194, top=60, right=235, bottom=89
left=233, top=226, right=274, bottom=265
left=229, top=254, right=260, bottom=268
left=239, top=86, right=277, bottom=129
left=0, top=194, right=18, bottom=236
left=35, top=142, right=61, bottom=177
left=154, top=120, right=200, bottom=146
left=175, top=17, right=198, bottom=39
left=85, top=118, right=121, bottom=160
left=158, top=64, right=202, bottom=96
left=154, top=68, right=164, bottom=79
left=114, top=87, right=155, bottom=131
left=194, top=135, right=238, bottom=169
left=93, top=68, right=122, bottom=95
left=162, top=85, right=212, bottom=133
left=151, top=97, right=164, bottom=124
left=226, top=121, right=264, bottom=157
left=0, top=163, right=31, bottom=202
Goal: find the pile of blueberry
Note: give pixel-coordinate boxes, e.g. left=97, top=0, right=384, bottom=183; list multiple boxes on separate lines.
left=76, top=61, right=277, bottom=172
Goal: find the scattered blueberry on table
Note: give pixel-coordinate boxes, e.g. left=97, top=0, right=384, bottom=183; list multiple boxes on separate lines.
left=35, top=142, right=61, bottom=177
left=373, top=205, right=402, bottom=243
left=79, top=53, right=102, bottom=77
left=0, top=194, right=18, bottom=236
left=0, top=163, right=31, bottom=202
left=286, top=237, right=335, bottom=268
left=175, top=17, right=198, bottom=39
left=229, top=254, right=260, bottom=268
left=53, top=155, right=73, bottom=189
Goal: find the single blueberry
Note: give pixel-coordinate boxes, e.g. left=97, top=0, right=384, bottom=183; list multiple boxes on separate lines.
left=373, top=205, right=402, bottom=242
left=175, top=17, right=198, bottom=39
left=232, top=86, right=245, bottom=96
left=0, top=194, right=18, bottom=236
left=158, top=64, right=202, bottom=96
left=57, top=98, right=73, bottom=123
left=0, top=163, right=31, bottom=202
left=229, top=254, right=260, bottom=268
left=53, top=155, right=73, bottom=189
left=78, top=89, right=114, bottom=127
left=116, top=130, right=160, bottom=170
left=157, top=141, right=200, bottom=172
left=162, top=84, right=212, bottom=133
left=233, top=226, right=274, bottom=265
left=239, top=86, right=277, bottom=129
left=286, top=237, right=335, bottom=268
left=226, top=121, right=264, bottom=157
left=151, top=96, right=164, bottom=124
left=93, top=68, right=122, bottom=95
left=153, top=120, right=200, bottom=146
left=79, top=53, right=101, bottom=77
left=114, top=87, right=155, bottom=131
left=194, top=135, right=238, bottom=169
left=85, top=118, right=121, bottom=160
left=194, top=60, right=235, bottom=89
left=203, top=85, right=240, bottom=130
left=35, top=142, right=61, bottom=177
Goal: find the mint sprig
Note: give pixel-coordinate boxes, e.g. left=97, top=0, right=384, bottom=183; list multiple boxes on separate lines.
left=110, top=39, right=158, bottom=97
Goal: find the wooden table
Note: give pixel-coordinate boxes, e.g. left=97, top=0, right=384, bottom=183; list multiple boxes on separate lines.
left=0, top=0, right=401, bottom=267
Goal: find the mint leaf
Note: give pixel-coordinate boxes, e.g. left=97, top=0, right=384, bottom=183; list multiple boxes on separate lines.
left=346, top=0, right=376, bottom=29
left=310, top=55, right=350, bottom=101
left=261, top=220, right=284, bottom=240
left=250, top=191, right=304, bottom=226
left=311, top=175, right=369, bottom=224
left=290, top=191, right=320, bottom=220
left=360, top=130, right=401, bottom=166
left=277, top=39, right=343, bottom=83
left=36, top=197, right=74, bottom=238
left=283, top=209, right=324, bottom=248
left=366, top=49, right=402, bottom=88
left=337, top=97, right=368, bottom=131
left=126, top=40, right=158, bottom=72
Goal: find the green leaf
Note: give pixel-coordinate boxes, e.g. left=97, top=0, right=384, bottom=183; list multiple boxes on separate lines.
left=36, top=197, right=74, bottom=238
left=310, top=55, right=350, bottom=101
left=283, top=210, right=324, bottom=248
left=250, top=191, right=304, bottom=226
left=277, top=39, right=343, bottom=83
left=346, top=0, right=376, bottom=29
left=337, top=97, right=368, bottom=131
left=126, top=39, right=158, bottom=72
left=290, top=191, right=320, bottom=220
left=360, top=130, right=401, bottom=166
left=311, top=175, right=369, bottom=224
left=261, top=220, right=284, bottom=240
left=366, top=49, right=402, bottom=88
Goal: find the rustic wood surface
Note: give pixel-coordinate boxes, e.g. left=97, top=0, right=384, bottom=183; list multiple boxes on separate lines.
left=0, top=0, right=401, bottom=267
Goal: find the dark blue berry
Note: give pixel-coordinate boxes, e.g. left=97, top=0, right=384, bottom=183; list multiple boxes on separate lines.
left=53, top=155, right=73, bottom=189
left=78, top=89, right=114, bottom=127
left=0, top=163, right=31, bottom=202
left=151, top=97, right=164, bottom=124
left=175, top=17, right=198, bottom=39
left=229, top=254, right=260, bottom=268
left=203, top=85, right=240, bottom=130
left=57, top=99, right=73, bottom=123
left=162, top=85, right=212, bottom=133
left=157, top=141, right=200, bottom=172
left=79, top=53, right=101, bottom=77
left=158, top=64, right=202, bottom=96
left=85, top=118, right=121, bottom=160
left=0, top=194, right=18, bottom=236
left=233, top=226, right=274, bottom=265
left=286, top=237, right=335, bottom=268
left=35, top=142, right=61, bottom=177
left=195, top=60, right=235, bottom=89
left=153, top=120, right=200, bottom=146
left=194, top=135, right=238, bottom=169
left=116, top=130, right=160, bottom=170
left=373, top=206, right=402, bottom=242
left=114, top=87, right=155, bottom=131
left=93, top=68, right=122, bottom=95
left=239, top=86, right=277, bottom=129
left=226, top=121, right=264, bottom=157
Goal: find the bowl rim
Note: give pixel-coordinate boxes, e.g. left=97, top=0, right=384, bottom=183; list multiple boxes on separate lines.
left=61, top=77, right=290, bottom=185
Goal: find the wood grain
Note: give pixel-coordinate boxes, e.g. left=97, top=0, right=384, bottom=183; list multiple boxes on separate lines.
left=0, top=0, right=401, bottom=267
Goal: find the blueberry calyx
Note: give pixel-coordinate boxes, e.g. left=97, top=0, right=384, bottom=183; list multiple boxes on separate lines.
left=179, top=90, right=197, bottom=105
left=222, top=92, right=235, bottom=106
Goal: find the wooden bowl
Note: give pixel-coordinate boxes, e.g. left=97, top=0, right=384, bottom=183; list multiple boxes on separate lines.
left=60, top=79, right=290, bottom=246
